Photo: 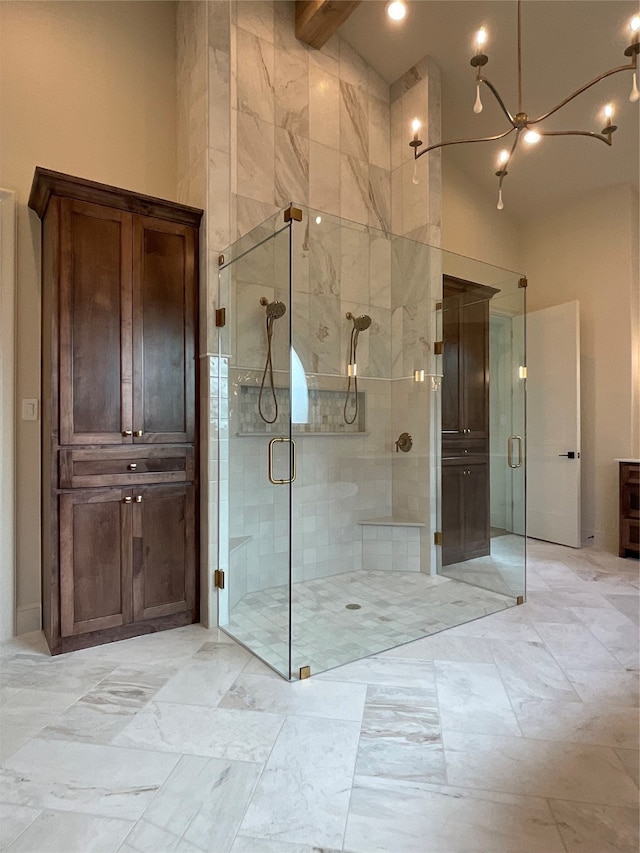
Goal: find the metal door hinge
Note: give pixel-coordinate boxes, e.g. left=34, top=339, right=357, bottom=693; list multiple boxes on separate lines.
left=218, top=254, right=225, bottom=266
left=214, top=569, right=225, bottom=589
left=435, top=301, right=443, bottom=310
left=434, top=531, right=443, bottom=546
left=518, top=277, right=528, bottom=288
left=215, top=308, right=226, bottom=327
left=516, top=595, right=524, bottom=605
left=434, top=341, right=443, bottom=355
left=284, top=205, right=303, bottom=223
left=299, top=665, right=311, bottom=680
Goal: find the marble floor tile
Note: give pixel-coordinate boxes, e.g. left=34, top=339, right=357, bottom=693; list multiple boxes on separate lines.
left=0, top=803, right=41, bottom=850
left=37, top=664, right=177, bottom=745
left=132, top=755, right=262, bottom=853
left=344, top=776, right=566, bottom=853
left=153, top=645, right=252, bottom=708
left=230, top=840, right=341, bottom=853
left=355, top=684, right=446, bottom=783
left=564, top=667, right=639, bottom=706
left=0, top=739, right=179, bottom=820
left=489, top=639, right=581, bottom=702
left=219, top=672, right=367, bottom=721
left=4, top=809, right=133, bottom=853
left=316, top=655, right=436, bottom=688
left=239, top=715, right=361, bottom=848
left=379, top=634, right=496, bottom=663
left=435, top=660, right=521, bottom=736
left=604, top=593, right=640, bottom=624
left=0, top=632, right=49, bottom=659
left=69, top=625, right=219, bottom=666
left=570, top=606, right=639, bottom=669
left=548, top=799, right=639, bottom=853
left=112, top=701, right=284, bottom=762
left=0, top=656, right=116, bottom=694
left=615, top=747, right=640, bottom=785
left=442, top=729, right=640, bottom=807
left=531, top=622, right=624, bottom=671
left=511, top=696, right=639, bottom=748
left=0, top=688, right=83, bottom=760
left=118, top=821, right=203, bottom=852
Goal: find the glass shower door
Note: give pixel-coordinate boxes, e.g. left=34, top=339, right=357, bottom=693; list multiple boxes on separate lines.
left=439, top=259, right=526, bottom=601
left=217, top=217, right=293, bottom=678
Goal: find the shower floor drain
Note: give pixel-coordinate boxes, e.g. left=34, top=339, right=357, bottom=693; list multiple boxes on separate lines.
left=345, top=603, right=362, bottom=610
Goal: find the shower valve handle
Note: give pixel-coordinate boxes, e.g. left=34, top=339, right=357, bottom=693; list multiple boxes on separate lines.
left=395, top=432, right=413, bottom=453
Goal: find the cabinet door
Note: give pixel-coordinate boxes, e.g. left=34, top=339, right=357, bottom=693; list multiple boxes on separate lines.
left=441, top=295, right=462, bottom=436
left=59, top=489, right=133, bottom=636
left=59, top=199, right=133, bottom=445
left=132, top=217, right=197, bottom=444
left=132, top=484, right=196, bottom=622
left=462, top=462, right=490, bottom=558
left=442, top=462, right=465, bottom=566
left=460, top=298, right=489, bottom=439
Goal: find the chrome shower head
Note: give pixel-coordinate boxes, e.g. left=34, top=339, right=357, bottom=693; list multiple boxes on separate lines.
left=260, top=298, right=287, bottom=320
left=346, top=312, right=372, bottom=332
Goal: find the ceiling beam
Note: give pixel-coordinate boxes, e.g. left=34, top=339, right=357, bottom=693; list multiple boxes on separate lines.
left=295, top=1, right=362, bottom=50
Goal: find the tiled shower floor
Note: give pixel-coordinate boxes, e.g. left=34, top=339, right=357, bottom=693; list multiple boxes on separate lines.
left=224, top=567, right=517, bottom=677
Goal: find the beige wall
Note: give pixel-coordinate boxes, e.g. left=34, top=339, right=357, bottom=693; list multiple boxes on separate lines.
left=441, top=157, right=522, bottom=274
left=0, top=1, right=178, bottom=633
left=442, top=157, right=639, bottom=554
left=523, top=183, right=639, bottom=551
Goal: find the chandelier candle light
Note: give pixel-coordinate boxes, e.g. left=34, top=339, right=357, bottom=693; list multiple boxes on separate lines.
left=409, top=2, right=640, bottom=209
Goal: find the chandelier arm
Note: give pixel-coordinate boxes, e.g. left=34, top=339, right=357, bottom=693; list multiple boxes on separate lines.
left=478, top=77, right=516, bottom=124
left=538, top=129, right=614, bottom=146
left=414, top=127, right=516, bottom=160
left=498, top=131, right=521, bottom=189
left=529, top=58, right=638, bottom=125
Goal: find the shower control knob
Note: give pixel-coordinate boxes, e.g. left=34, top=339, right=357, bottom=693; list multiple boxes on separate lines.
left=395, top=432, right=413, bottom=453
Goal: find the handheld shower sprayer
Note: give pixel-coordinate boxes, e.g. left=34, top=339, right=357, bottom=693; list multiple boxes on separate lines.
left=344, top=312, right=372, bottom=425
left=258, top=297, right=287, bottom=424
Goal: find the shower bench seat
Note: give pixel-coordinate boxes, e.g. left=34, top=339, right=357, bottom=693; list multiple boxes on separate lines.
left=358, top=518, right=425, bottom=573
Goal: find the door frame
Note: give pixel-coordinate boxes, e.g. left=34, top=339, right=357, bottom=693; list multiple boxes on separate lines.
left=0, top=190, right=16, bottom=640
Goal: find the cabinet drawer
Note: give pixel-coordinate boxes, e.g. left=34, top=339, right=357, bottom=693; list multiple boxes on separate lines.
left=621, top=518, right=639, bottom=554
left=59, top=447, right=194, bottom=488
left=442, top=438, right=487, bottom=459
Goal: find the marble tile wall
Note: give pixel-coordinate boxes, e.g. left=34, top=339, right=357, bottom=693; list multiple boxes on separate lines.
left=175, top=0, right=445, bottom=621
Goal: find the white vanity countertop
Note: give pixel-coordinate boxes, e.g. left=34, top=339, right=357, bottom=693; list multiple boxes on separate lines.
left=615, top=458, right=640, bottom=463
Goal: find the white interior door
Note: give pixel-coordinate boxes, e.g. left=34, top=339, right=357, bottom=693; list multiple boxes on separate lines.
left=527, top=301, right=581, bottom=547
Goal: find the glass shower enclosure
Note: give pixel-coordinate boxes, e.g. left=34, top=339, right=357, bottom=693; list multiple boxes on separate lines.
left=216, top=205, right=525, bottom=679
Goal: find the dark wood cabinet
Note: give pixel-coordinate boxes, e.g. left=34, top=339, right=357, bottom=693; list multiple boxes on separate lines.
left=30, top=168, right=203, bottom=654
left=441, top=276, right=496, bottom=566
left=618, top=461, right=639, bottom=558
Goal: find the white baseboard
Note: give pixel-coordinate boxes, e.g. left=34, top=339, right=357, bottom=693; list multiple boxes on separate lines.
left=16, top=604, right=41, bottom=635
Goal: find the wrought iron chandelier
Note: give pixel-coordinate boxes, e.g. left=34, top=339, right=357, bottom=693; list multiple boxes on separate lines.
left=409, top=1, right=640, bottom=209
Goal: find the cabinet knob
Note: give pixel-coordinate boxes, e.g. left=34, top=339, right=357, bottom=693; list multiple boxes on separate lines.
left=128, top=463, right=137, bottom=470
left=124, top=496, right=133, bottom=504
left=134, top=430, right=144, bottom=437
left=123, top=430, right=132, bottom=437
left=135, top=495, right=142, bottom=503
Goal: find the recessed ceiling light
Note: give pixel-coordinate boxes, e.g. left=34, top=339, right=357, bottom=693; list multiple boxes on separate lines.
left=386, top=1, right=407, bottom=22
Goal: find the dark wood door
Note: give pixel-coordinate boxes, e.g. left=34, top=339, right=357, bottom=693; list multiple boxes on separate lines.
left=442, top=462, right=465, bottom=565
left=460, top=299, right=489, bottom=439
left=441, top=294, right=462, bottom=437
left=132, top=484, right=196, bottom=622
left=59, top=488, right=133, bottom=636
left=59, top=199, right=133, bottom=445
left=132, top=217, right=197, bottom=444
left=442, top=461, right=490, bottom=566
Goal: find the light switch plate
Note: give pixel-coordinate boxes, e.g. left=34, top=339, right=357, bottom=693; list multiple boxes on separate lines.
left=22, top=398, right=39, bottom=421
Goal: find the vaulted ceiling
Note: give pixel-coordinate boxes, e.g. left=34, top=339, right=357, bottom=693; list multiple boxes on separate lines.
left=340, top=1, right=639, bottom=221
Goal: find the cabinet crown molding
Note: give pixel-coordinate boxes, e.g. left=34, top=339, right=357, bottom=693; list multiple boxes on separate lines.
left=28, top=167, right=203, bottom=227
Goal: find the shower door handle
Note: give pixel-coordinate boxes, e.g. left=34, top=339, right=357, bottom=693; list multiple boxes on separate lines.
left=508, top=435, right=523, bottom=469
left=268, top=437, right=296, bottom=485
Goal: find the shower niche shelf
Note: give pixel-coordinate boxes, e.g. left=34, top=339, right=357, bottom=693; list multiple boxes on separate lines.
left=237, top=384, right=366, bottom=435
